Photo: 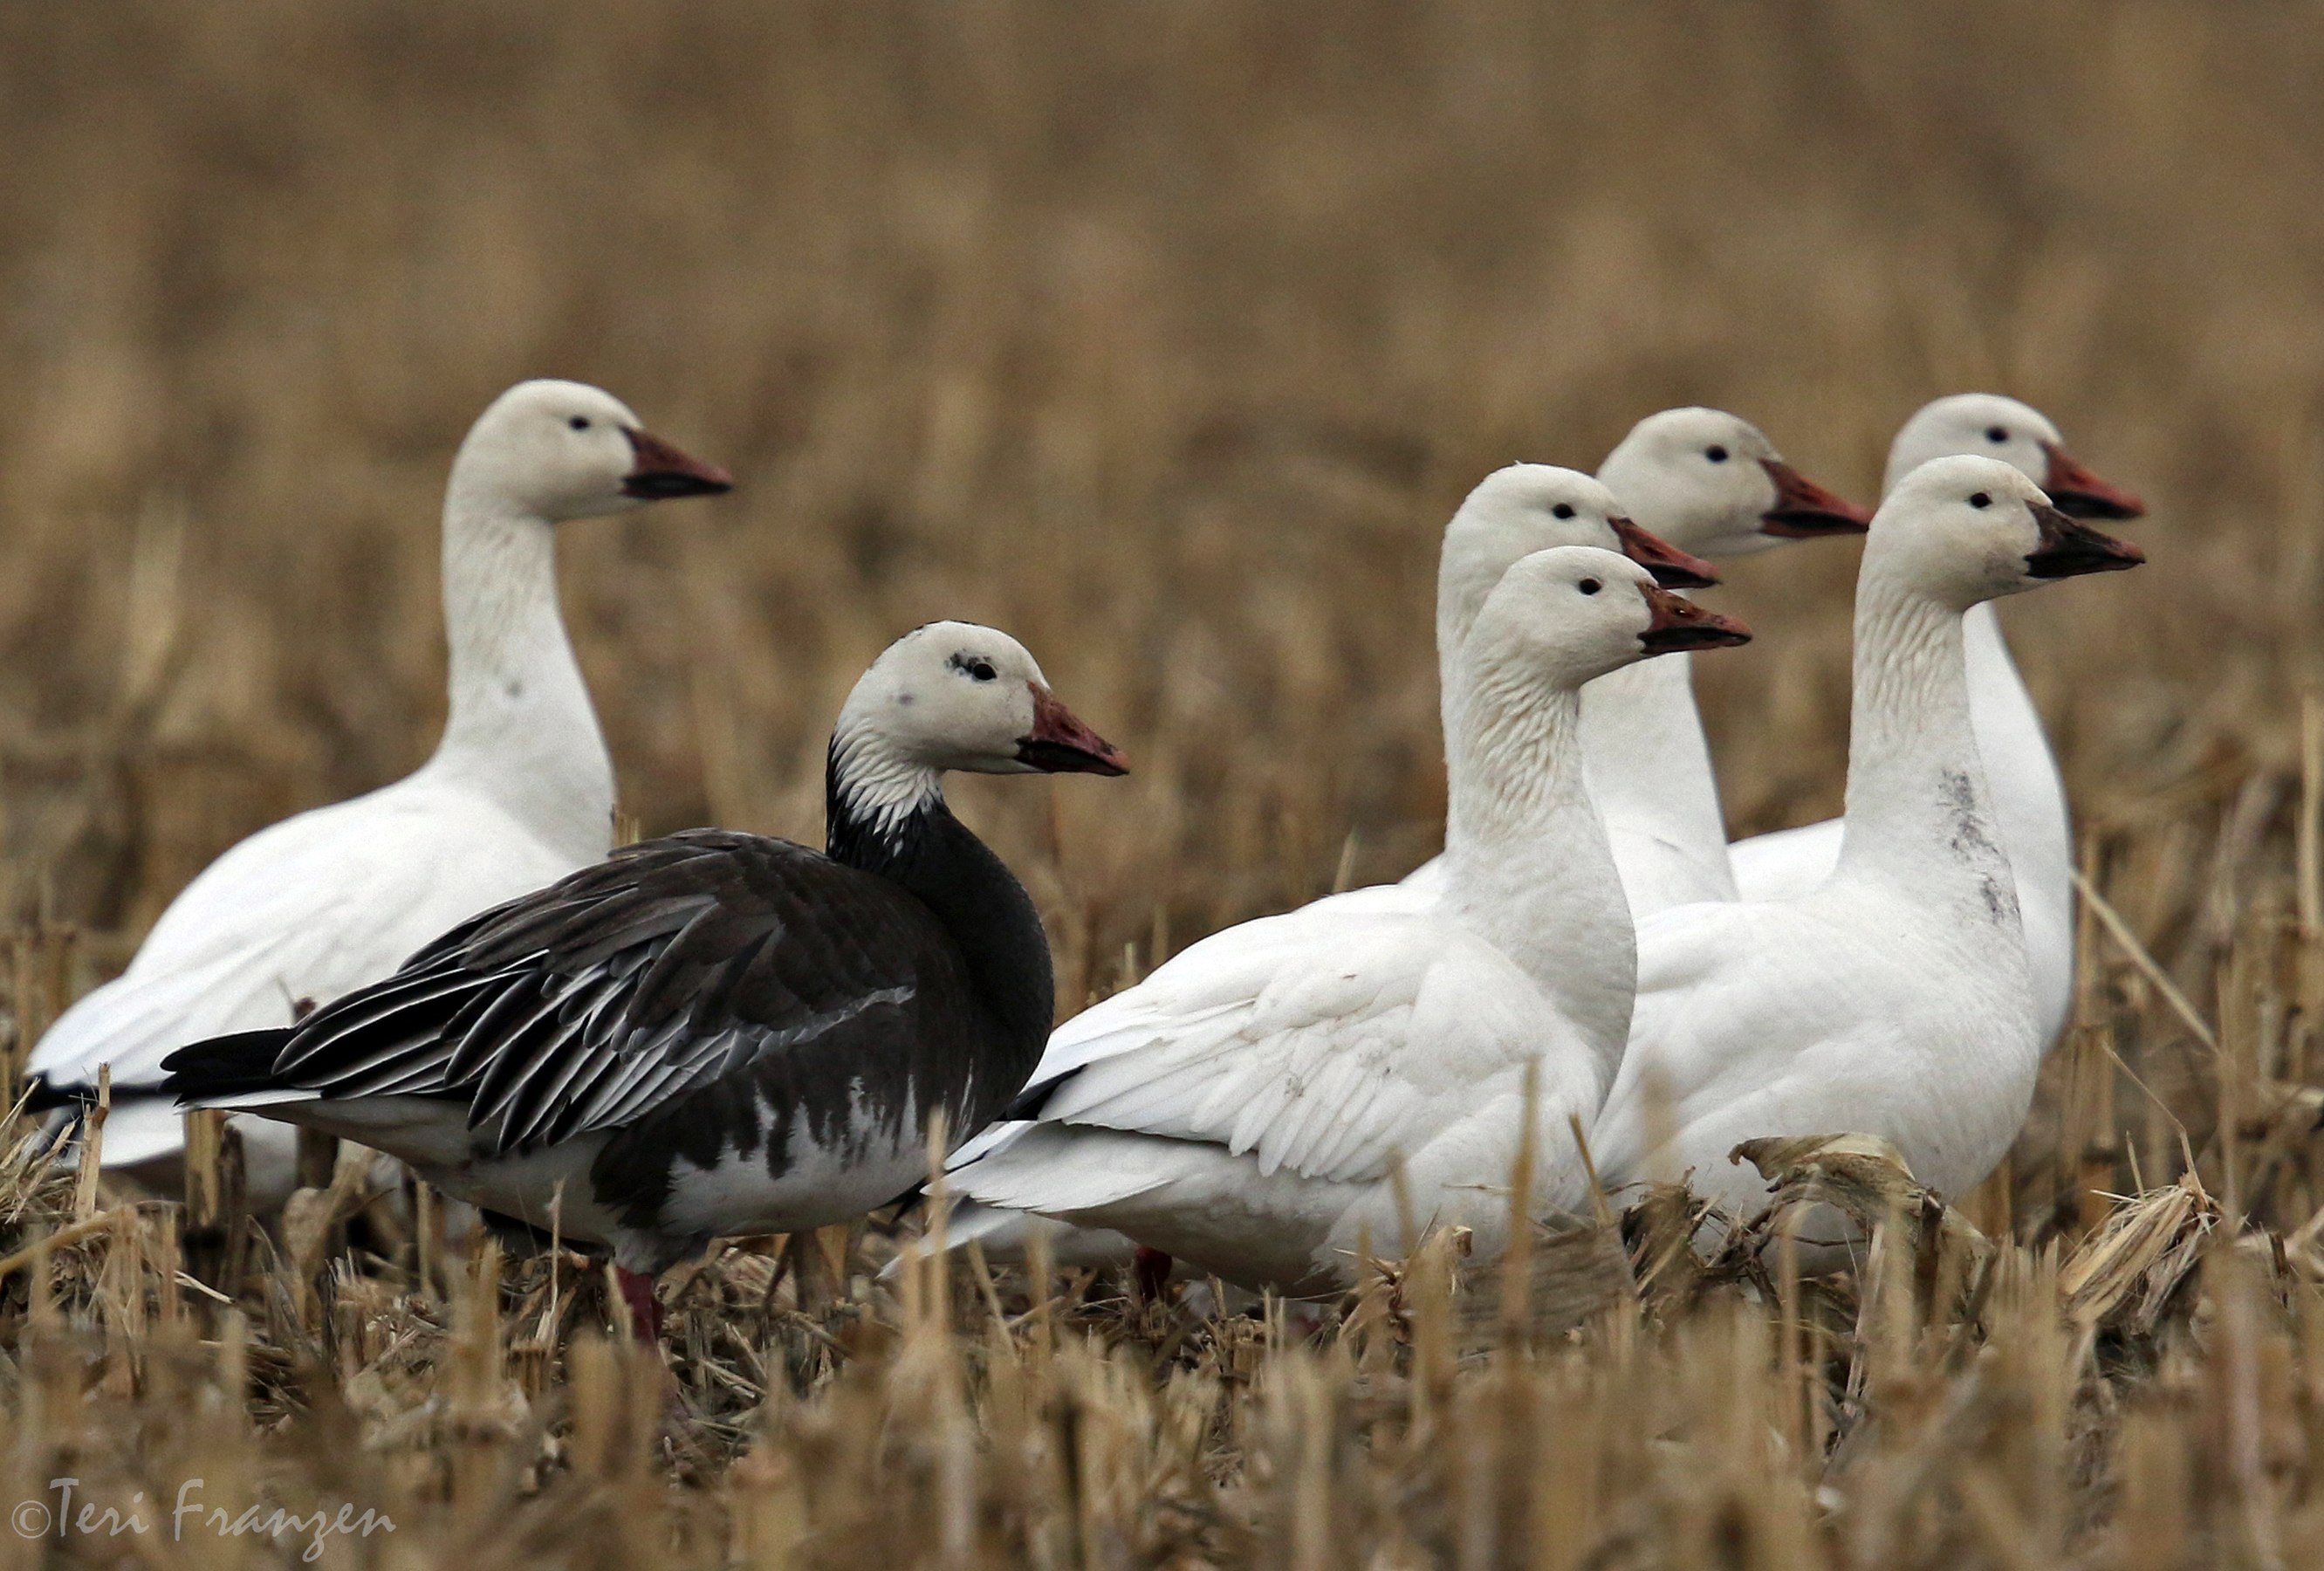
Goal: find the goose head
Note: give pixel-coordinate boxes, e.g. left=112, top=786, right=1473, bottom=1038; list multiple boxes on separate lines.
left=1874, top=456, right=2146, bottom=611
left=1599, top=407, right=1873, bottom=559
left=1439, top=464, right=1717, bottom=648
left=1468, top=547, right=1752, bottom=693
left=835, top=621, right=1127, bottom=790
left=449, top=380, right=733, bottom=523
left=1885, top=394, right=2145, bottom=520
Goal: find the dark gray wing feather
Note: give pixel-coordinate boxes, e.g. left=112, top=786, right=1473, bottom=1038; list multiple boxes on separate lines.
left=267, top=828, right=959, bottom=1154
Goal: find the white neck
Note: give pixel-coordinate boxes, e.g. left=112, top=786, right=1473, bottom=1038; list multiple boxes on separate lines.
left=1960, top=601, right=2071, bottom=924
left=1830, top=575, right=2020, bottom=945
left=1436, top=567, right=1737, bottom=918
left=1440, top=659, right=1635, bottom=1081
left=1434, top=582, right=1482, bottom=756
left=423, top=484, right=615, bottom=865
left=1578, top=642, right=1738, bottom=909
left=829, top=722, right=944, bottom=845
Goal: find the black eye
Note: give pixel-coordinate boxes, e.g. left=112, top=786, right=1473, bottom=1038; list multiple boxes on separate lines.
left=1985, top=426, right=2007, bottom=443
left=1551, top=503, right=1576, bottom=520
left=967, top=660, right=997, bottom=682
left=1578, top=578, right=1602, bottom=595
left=569, top=416, right=591, bottom=431
left=1705, top=445, right=1729, bottom=463
left=1968, top=491, right=1992, bottom=509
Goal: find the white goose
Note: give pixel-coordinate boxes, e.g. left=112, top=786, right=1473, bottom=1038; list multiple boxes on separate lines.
left=1727, top=395, right=2145, bottom=1049
left=1368, top=409, right=1868, bottom=919
left=948, top=548, right=1751, bottom=1293
left=29, top=381, right=731, bottom=1202
left=1592, top=457, right=2143, bottom=1227
left=936, top=464, right=1715, bottom=1273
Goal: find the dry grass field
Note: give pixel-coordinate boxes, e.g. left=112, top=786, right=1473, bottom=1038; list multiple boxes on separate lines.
left=3, top=2, right=2323, bottom=1565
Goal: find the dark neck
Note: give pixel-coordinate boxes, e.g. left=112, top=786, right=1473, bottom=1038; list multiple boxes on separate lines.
left=825, top=742, right=1055, bottom=1053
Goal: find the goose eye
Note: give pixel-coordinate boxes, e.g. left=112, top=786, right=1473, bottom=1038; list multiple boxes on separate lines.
left=1704, top=445, right=1729, bottom=463
left=569, top=416, right=591, bottom=431
left=1985, top=426, right=2007, bottom=443
left=968, top=660, right=997, bottom=682
left=1578, top=578, right=1602, bottom=595
left=1968, top=491, right=1992, bottom=509
left=1551, top=503, right=1576, bottom=520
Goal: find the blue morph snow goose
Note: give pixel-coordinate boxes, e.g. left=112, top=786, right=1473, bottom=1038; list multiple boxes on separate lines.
left=29, top=381, right=730, bottom=1202
left=161, top=621, right=1126, bottom=1335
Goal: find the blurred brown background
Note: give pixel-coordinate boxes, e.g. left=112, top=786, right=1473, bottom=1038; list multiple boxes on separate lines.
left=1, top=0, right=2317, bottom=1018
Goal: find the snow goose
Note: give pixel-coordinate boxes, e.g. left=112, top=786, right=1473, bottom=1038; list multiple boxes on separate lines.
left=1591, top=456, right=2143, bottom=1233
left=938, top=465, right=1717, bottom=1272
left=1726, top=395, right=2145, bottom=1048
left=946, top=549, right=1751, bottom=1294
left=28, top=380, right=731, bottom=1202
left=1366, top=411, right=1868, bottom=918
left=1299, top=462, right=1717, bottom=922
left=161, top=621, right=1126, bottom=1336
left=1579, top=408, right=1871, bottom=916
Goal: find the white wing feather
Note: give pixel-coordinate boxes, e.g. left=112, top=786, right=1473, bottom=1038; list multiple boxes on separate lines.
left=988, top=907, right=1567, bottom=1195
left=1724, top=818, right=1841, bottom=905
left=31, top=775, right=585, bottom=1094
left=1591, top=896, right=1950, bottom=1210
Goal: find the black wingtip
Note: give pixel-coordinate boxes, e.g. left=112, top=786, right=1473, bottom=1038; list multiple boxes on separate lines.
left=17, top=1074, right=92, bottom=1115
left=159, top=1029, right=296, bottom=1102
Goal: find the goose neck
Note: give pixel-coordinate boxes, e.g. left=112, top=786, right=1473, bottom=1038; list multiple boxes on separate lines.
left=1579, top=649, right=1731, bottom=871
left=1443, top=669, right=1586, bottom=859
left=825, top=726, right=944, bottom=866
left=428, top=494, right=614, bottom=861
left=1834, top=577, right=2016, bottom=926
left=1434, top=588, right=1481, bottom=754
left=1441, top=662, right=1635, bottom=1073
left=825, top=733, right=1054, bottom=1055
left=1961, top=600, right=2073, bottom=891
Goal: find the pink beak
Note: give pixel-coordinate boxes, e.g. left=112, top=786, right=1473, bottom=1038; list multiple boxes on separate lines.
left=1638, top=584, right=1752, bottom=653
left=1017, top=685, right=1128, bottom=776
left=621, top=429, right=734, bottom=499
left=2025, top=502, right=2146, bottom=579
left=1758, top=459, right=1875, bottom=538
left=2039, top=442, right=2145, bottom=521
left=1610, top=517, right=1719, bottom=589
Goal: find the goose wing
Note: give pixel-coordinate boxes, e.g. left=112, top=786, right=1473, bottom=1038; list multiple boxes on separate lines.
left=1589, top=900, right=1897, bottom=1191
left=31, top=779, right=581, bottom=1098
left=250, top=828, right=958, bottom=1154
left=967, top=906, right=1557, bottom=1192
left=1725, top=817, right=1842, bottom=903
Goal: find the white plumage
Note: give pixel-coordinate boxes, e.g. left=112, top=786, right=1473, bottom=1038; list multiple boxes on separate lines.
left=949, top=547, right=1751, bottom=1293
left=1593, top=456, right=2143, bottom=1242
left=947, top=463, right=1700, bottom=1270
left=1333, top=408, right=1867, bottom=922
left=30, top=380, right=729, bottom=1200
left=1727, top=394, right=2146, bottom=1052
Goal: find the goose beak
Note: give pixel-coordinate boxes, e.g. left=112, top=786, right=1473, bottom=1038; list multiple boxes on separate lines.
left=1758, top=459, right=1875, bottom=538
left=2025, top=502, right=2145, bottom=579
left=2038, top=442, right=2145, bottom=520
left=1610, top=517, right=1719, bottom=589
left=1637, top=584, right=1752, bottom=652
left=621, top=429, right=735, bottom=499
left=1018, top=685, right=1129, bottom=776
